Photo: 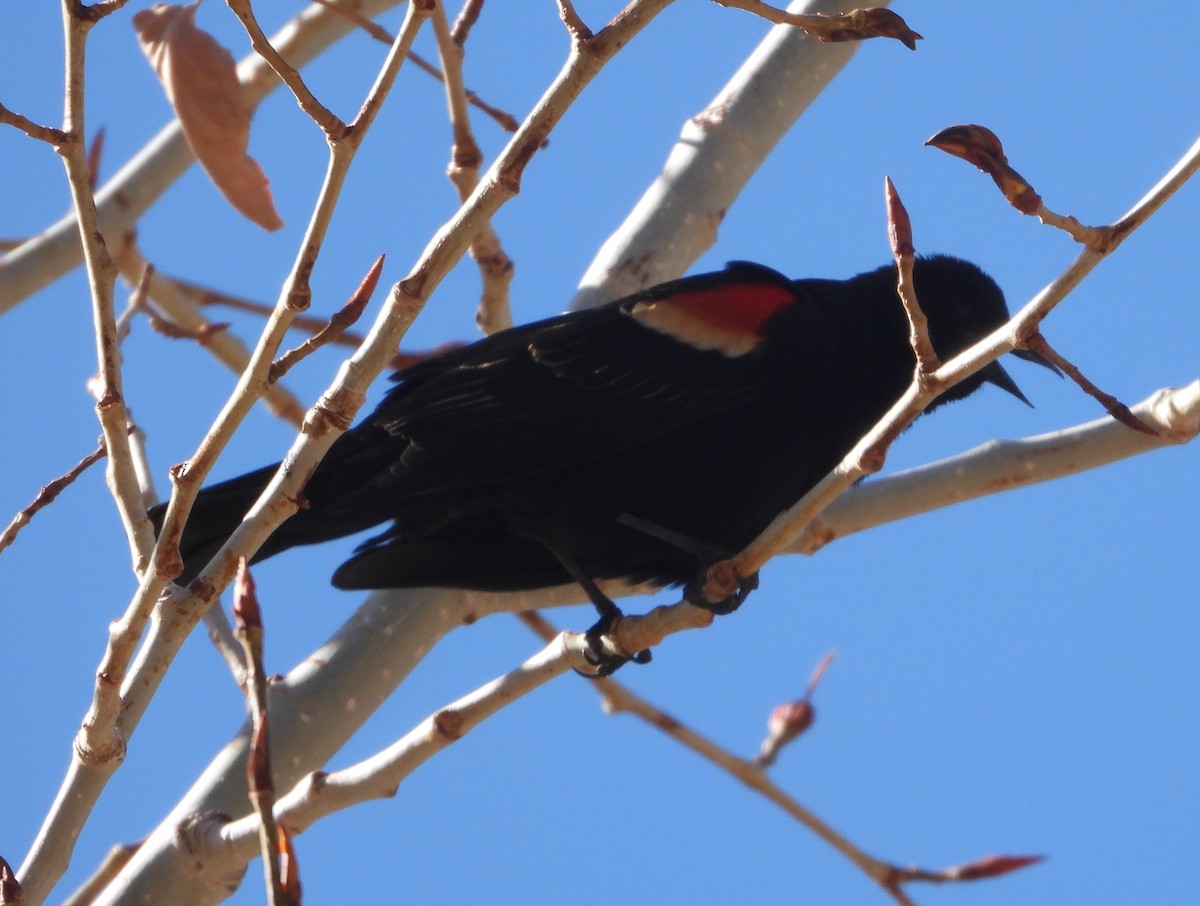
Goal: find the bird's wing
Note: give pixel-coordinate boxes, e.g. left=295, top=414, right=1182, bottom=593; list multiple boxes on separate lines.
left=322, top=262, right=817, bottom=507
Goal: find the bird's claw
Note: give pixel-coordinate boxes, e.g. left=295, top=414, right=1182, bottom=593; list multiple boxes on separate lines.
left=575, top=607, right=652, bottom=678
left=684, top=567, right=759, bottom=615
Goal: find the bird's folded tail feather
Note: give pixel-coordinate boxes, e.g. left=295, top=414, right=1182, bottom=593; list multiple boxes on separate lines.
left=151, top=460, right=382, bottom=585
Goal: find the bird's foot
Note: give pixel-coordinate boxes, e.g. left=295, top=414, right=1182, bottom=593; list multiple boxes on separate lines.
left=543, top=539, right=653, bottom=677
left=685, top=563, right=759, bottom=615
left=578, top=603, right=652, bottom=678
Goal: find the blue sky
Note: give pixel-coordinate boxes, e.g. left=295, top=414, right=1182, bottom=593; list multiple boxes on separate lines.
left=1, top=2, right=1197, bottom=904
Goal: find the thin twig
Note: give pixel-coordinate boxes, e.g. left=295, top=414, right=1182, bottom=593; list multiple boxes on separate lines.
left=518, top=612, right=1037, bottom=905
left=59, top=843, right=140, bottom=906
left=112, top=238, right=307, bottom=426
left=0, top=100, right=69, bottom=143
left=1023, top=333, right=1158, bottom=435
left=886, top=177, right=938, bottom=375
left=310, top=0, right=521, bottom=132
left=268, top=254, right=384, bottom=383
left=226, top=0, right=346, bottom=138
left=0, top=440, right=108, bottom=555
left=557, top=0, right=594, bottom=42
left=60, top=0, right=155, bottom=578
left=233, top=563, right=284, bottom=905
left=431, top=1, right=514, bottom=333
left=926, top=125, right=1110, bottom=249
left=450, top=0, right=485, bottom=45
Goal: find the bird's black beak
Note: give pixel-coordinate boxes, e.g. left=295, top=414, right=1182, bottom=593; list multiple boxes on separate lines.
left=1012, top=346, right=1063, bottom=376
left=981, top=347, right=1062, bottom=408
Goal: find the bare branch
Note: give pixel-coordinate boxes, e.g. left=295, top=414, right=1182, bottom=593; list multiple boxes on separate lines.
left=885, top=176, right=938, bottom=375
left=226, top=0, right=346, bottom=138
left=0, top=100, right=69, bottom=144
left=1024, top=333, right=1158, bottom=435
left=556, top=0, right=593, bottom=42
left=572, top=0, right=892, bottom=310
left=112, top=238, right=307, bottom=426
left=519, top=613, right=1036, bottom=904
left=431, top=1, right=514, bottom=333
left=311, top=0, right=521, bottom=132
left=787, top=381, right=1200, bottom=555
left=0, top=440, right=109, bottom=556
left=269, top=255, right=384, bottom=383
left=59, top=843, right=140, bottom=906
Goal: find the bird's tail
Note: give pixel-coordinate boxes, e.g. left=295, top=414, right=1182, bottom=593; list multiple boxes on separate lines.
left=149, top=458, right=377, bottom=585
left=149, top=462, right=274, bottom=584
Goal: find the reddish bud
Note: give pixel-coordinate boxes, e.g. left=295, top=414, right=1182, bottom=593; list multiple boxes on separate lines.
left=232, top=559, right=261, bottom=632
left=768, top=699, right=815, bottom=740
left=756, top=651, right=836, bottom=766
left=333, top=254, right=385, bottom=331
left=0, top=854, right=22, bottom=904
left=87, top=127, right=106, bottom=189
left=948, top=853, right=1045, bottom=881
left=884, top=176, right=914, bottom=259
left=278, top=825, right=303, bottom=905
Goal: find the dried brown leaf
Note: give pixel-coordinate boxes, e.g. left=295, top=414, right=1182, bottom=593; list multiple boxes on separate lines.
left=133, top=2, right=283, bottom=231
left=926, top=124, right=1042, bottom=214
left=820, top=8, right=922, bottom=49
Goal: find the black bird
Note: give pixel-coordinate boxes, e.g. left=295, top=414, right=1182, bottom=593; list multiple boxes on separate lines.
left=160, top=256, right=1044, bottom=664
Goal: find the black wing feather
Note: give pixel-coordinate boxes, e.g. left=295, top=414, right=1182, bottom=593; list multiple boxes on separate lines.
left=327, top=264, right=807, bottom=508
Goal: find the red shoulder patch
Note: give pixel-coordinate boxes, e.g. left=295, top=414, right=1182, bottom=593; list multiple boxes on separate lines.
left=629, top=282, right=795, bottom=356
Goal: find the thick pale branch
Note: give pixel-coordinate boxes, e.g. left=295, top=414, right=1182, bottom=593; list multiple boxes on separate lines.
left=572, top=0, right=889, bottom=310
left=788, top=381, right=1200, bottom=554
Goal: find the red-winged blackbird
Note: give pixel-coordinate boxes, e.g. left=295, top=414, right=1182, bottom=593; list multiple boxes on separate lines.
left=160, top=255, right=1047, bottom=616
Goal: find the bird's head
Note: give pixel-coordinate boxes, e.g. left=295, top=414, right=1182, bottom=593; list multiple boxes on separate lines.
left=912, top=255, right=1058, bottom=408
